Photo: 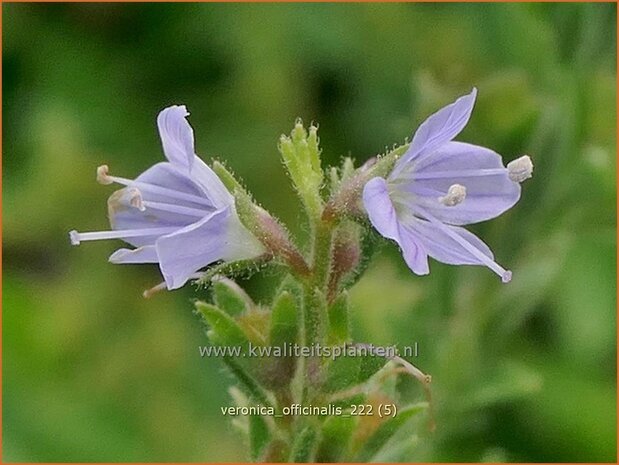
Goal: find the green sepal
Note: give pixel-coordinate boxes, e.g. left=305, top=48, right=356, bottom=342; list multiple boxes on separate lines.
left=327, top=291, right=350, bottom=344
left=212, top=279, right=251, bottom=316
left=195, top=255, right=275, bottom=289
left=341, top=157, right=355, bottom=182
left=289, top=424, right=319, bottom=462
left=316, top=415, right=356, bottom=462
left=340, top=226, right=382, bottom=291
left=355, top=403, right=427, bottom=462
left=212, top=160, right=247, bottom=195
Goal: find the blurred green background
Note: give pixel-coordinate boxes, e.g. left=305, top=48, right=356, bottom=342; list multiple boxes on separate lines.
left=3, top=2, right=617, bottom=462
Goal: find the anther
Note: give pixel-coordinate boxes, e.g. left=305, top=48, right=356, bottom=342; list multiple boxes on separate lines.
left=507, top=155, right=533, bottom=183
left=96, top=165, right=113, bottom=185
left=438, top=184, right=467, bottom=206
left=126, top=188, right=145, bottom=211
left=69, top=230, right=81, bottom=246
left=143, top=281, right=167, bottom=298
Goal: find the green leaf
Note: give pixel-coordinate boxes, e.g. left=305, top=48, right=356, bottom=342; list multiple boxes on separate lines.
left=221, top=357, right=271, bottom=407
left=213, top=279, right=250, bottom=316
left=289, top=424, right=318, bottom=462
left=327, top=292, right=350, bottom=344
left=355, top=403, right=426, bottom=462
left=316, top=415, right=356, bottom=462
left=262, top=290, right=300, bottom=387
left=249, top=414, right=270, bottom=461
left=322, top=350, right=386, bottom=393
left=270, top=291, right=298, bottom=347
left=194, top=302, right=249, bottom=348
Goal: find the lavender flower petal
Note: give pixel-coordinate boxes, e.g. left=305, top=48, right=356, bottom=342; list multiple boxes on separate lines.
left=109, top=246, right=159, bottom=264
left=363, top=177, right=429, bottom=275
left=406, top=209, right=511, bottom=282
left=394, top=142, right=521, bottom=225
left=157, top=105, right=195, bottom=172
left=394, top=88, right=477, bottom=172
left=189, top=156, right=234, bottom=209
left=362, top=89, right=528, bottom=282
left=155, top=206, right=264, bottom=290
left=362, top=177, right=400, bottom=242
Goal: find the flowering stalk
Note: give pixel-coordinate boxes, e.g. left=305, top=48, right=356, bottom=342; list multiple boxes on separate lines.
left=69, top=89, right=532, bottom=462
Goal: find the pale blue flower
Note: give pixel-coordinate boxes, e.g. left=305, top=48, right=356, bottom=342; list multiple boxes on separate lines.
left=363, top=88, right=533, bottom=282
left=69, top=106, right=264, bottom=290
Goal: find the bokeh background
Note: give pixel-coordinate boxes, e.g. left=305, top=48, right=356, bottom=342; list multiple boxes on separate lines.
left=3, top=2, right=617, bottom=462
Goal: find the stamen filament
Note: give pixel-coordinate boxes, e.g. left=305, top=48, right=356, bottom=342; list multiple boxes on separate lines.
left=97, top=166, right=212, bottom=207
left=142, top=201, right=208, bottom=218
left=410, top=168, right=507, bottom=181
left=69, top=227, right=178, bottom=245
left=414, top=206, right=512, bottom=283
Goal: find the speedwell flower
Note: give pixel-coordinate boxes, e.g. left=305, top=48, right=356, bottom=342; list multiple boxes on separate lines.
left=362, top=88, right=532, bottom=282
left=69, top=106, right=265, bottom=291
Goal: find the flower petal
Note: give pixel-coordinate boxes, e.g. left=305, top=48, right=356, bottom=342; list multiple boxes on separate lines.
left=396, top=224, right=430, bottom=275
left=135, top=162, right=212, bottom=208
left=409, top=216, right=494, bottom=265
left=108, top=164, right=215, bottom=247
left=155, top=206, right=264, bottom=290
left=362, top=177, right=429, bottom=275
left=407, top=209, right=511, bottom=282
left=362, top=177, right=400, bottom=242
left=189, top=156, right=234, bottom=209
left=109, top=246, right=159, bottom=264
left=157, top=105, right=195, bottom=172
left=393, top=142, right=521, bottom=225
left=393, top=88, right=477, bottom=173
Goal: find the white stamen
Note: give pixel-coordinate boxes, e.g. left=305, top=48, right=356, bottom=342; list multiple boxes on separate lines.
left=142, top=200, right=208, bottom=218
left=415, top=206, right=512, bottom=283
left=68, top=226, right=178, bottom=245
left=98, top=165, right=213, bottom=207
left=143, top=281, right=167, bottom=299
left=69, top=230, right=81, bottom=245
left=96, top=165, right=113, bottom=185
left=410, top=168, right=507, bottom=181
left=438, top=184, right=467, bottom=206
left=142, top=273, right=204, bottom=298
left=507, top=155, right=533, bottom=183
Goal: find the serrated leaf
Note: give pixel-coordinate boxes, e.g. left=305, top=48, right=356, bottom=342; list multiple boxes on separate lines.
left=355, top=403, right=426, bottom=462
left=213, top=279, right=250, bottom=316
